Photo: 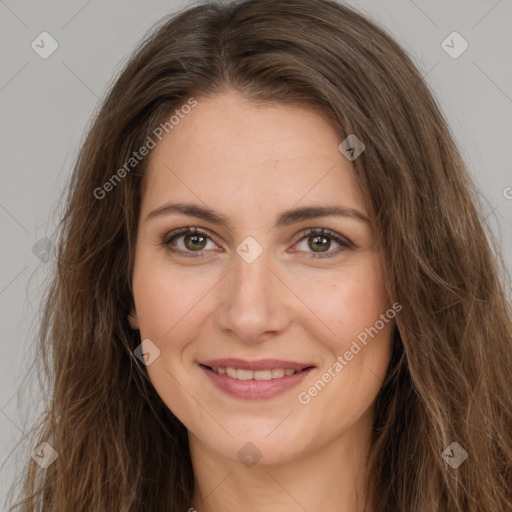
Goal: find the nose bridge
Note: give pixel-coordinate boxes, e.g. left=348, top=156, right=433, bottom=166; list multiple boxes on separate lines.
left=233, top=245, right=271, bottom=299
left=215, top=242, right=289, bottom=341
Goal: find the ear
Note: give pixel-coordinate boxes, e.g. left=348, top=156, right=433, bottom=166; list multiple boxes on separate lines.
left=128, top=306, right=140, bottom=330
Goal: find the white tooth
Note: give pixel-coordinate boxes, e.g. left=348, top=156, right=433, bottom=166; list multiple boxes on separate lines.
left=254, top=370, right=273, bottom=380
left=226, top=367, right=237, bottom=378
left=218, top=367, right=295, bottom=380
left=237, top=369, right=254, bottom=380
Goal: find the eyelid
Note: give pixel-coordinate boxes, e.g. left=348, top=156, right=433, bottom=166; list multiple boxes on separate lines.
left=161, top=225, right=216, bottom=244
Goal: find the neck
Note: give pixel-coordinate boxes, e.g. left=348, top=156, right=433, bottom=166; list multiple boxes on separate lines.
left=189, top=407, right=376, bottom=512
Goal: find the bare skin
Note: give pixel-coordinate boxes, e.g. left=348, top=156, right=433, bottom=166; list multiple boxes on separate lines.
left=129, top=89, right=394, bottom=512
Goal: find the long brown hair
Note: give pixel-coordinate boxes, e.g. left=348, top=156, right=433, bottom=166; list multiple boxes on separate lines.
left=6, top=0, right=512, bottom=510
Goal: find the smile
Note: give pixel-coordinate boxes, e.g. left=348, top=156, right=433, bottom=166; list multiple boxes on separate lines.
left=199, top=359, right=315, bottom=400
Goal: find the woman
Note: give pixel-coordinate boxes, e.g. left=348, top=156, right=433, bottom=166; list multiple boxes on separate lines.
left=8, top=0, right=512, bottom=510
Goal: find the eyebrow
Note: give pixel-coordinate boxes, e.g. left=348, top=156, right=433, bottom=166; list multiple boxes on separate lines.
left=146, top=202, right=370, bottom=228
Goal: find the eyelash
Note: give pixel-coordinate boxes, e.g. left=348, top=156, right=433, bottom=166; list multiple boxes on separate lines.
left=161, top=226, right=351, bottom=259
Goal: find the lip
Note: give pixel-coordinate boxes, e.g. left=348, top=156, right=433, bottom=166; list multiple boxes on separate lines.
left=199, top=358, right=315, bottom=400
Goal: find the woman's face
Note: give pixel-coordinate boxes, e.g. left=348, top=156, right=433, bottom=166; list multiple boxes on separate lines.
left=129, top=90, right=394, bottom=466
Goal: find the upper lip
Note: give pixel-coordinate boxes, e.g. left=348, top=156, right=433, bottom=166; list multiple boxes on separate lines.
left=199, top=358, right=314, bottom=372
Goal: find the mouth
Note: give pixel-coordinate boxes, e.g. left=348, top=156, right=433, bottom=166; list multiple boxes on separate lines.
left=202, top=365, right=310, bottom=380
left=198, top=358, right=315, bottom=399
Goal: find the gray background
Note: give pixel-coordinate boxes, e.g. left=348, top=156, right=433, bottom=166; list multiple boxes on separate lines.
left=1, top=0, right=511, bottom=507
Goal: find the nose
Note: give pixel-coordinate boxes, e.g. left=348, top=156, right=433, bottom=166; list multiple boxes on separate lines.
left=213, top=246, right=291, bottom=344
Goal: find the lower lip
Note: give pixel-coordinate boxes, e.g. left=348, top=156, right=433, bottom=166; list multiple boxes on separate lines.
left=200, top=365, right=314, bottom=400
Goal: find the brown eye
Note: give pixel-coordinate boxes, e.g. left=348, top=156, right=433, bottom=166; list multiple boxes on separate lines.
left=308, top=234, right=331, bottom=253
left=183, top=232, right=207, bottom=251
left=162, top=227, right=217, bottom=257
left=294, top=228, right=351, bottom=259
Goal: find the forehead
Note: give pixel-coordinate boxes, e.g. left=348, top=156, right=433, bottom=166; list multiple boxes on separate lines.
left=142, top=91, right=367, bottom=219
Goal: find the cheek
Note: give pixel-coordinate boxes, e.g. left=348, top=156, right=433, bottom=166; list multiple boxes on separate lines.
left=294, top=265, right=393, bottom=431
left=291, top=257, right=393, bottom=410
left=291, top=258, right=390, bottom=351
left=131, top=249, right=213, bottom=342
left=131, top=255, right=211, bottom=424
